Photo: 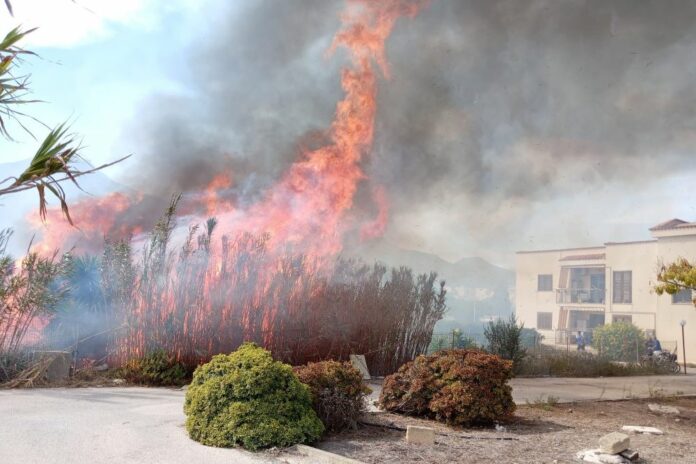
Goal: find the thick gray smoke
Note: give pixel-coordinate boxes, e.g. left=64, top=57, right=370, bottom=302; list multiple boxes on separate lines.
left=120, top=0, right=696, bottom=262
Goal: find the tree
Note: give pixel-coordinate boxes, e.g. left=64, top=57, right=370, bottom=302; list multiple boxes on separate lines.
left=484, top=314, right=526, bottom=372
left=591, top=322, right=645, bottom=362
left=654, top=258, right=696, bottom=307
left=0, top=5, right=127, bottom=223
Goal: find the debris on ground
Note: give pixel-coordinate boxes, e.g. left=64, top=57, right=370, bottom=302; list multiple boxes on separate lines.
left=406, top=425, right=435, bottom=445
left=598, top=432, right=630, bottom=454
left=576, top=449, right=631, bottom=463
left=648, top=403, right=680, bottom=414
left=0, top=352, right=70, bottom=388
left=318, top=397, right=696, bottom=463
left=621, top=425, right=664, bottom=435
left=577, top=431, right=637, bottom=463
left=619, top=449, right=639, bottom=461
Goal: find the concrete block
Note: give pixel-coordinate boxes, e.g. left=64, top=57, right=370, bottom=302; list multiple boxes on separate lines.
left=648, top=403, right=679, bottom=414
left=406, top=425, right=435, bottom=445
left=36, top=351, right=71, bottom=382
left=619, top=449, right=639, bottom=462
left=598, top=432, right=630, bottom=454
left=291, top=444, right=366, bottom=464
left=576, top=449, right=630, bottom=464
left=621, top=425, right=663, bottom=435
left=349, top=354, right=371, bottom=380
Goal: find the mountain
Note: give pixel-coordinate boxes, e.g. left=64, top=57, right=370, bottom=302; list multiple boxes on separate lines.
left=352, top=241, right=514, bottom=332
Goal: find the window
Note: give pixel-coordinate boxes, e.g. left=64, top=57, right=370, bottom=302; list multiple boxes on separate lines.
left=537, top=312, right=553, bottom=330
left=538, top=274, right=553, bottom=292
left=613, top=271, right=632, bottom=304
left=672, top=288, right=693, bottom=304
left=613, top=315, right=632, bottom=324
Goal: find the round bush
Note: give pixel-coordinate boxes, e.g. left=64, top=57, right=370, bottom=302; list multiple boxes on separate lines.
left=119, top=349, right=188, bottom=386
left=184, top=343, right=324, bottom=450
left=591, top=322, right=646, bottom=362
left=379, top=349, right=515, bottom=425
left=294, top=360, right=371, bottom=433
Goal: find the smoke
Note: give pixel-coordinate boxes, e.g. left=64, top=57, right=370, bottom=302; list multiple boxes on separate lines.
left=108, top=0, right=696, bottom=260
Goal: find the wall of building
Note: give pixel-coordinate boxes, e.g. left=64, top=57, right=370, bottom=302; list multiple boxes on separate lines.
left=515, top=235, right=696, bottom=363
left=516, top=247, right=604, bottom=343
left=516, top=250, right=559, bottom=341
left=604, top=241, right=659, bottom=332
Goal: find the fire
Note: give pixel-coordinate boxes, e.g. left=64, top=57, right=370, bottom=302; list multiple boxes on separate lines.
left=204, top=172, right=234, bottom=216
left=22, top=0, right=430, bottom=365
left=28, top=192, right=136, bottom=255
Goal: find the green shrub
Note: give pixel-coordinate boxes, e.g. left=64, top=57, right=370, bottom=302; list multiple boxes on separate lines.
left=517, top=348, right=663, bottom=377
left=592, top=322, right=646, bottom=362
left=520, top=328, right=544, bottom=349
left=429, top=331, right=480, bottom=353
left=379, top=349, right=515, bottom=426
left=484, top=315, right=526, bottom=372
left=184, top=343, right=323, bottom=450
left=294, top=360, right=371, bottom=433
left=119, top=349, right=188, bottom=386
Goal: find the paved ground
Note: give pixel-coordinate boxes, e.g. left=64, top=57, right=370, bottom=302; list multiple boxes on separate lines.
left=366, top=374, right=696, bottom=409
left=2, top=375, right=696, bottom=464
left=0, top=387, right=282, bottom=464
left=510, top=374, right=696, bottom=403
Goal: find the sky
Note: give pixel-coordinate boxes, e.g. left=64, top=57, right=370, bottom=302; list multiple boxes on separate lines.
left=2, top=0, right=696, bottom=267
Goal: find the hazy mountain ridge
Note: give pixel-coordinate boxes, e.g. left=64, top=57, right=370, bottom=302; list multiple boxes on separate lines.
left=353, top=242, right=514, bottom=330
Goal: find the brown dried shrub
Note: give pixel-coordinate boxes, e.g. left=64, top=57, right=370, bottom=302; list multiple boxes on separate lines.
left=294, top=360, right=371, bottom=433
left=379, top=349, right=515, bottom=426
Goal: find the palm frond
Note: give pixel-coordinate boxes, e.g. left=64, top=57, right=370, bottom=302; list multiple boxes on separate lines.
left=0, top=123, right=131, bottom=225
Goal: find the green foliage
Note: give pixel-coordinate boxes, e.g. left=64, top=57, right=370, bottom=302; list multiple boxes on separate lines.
left=655, top=258, right=696, bottom=306
left=484, top=315, right=526, bottom=372
left=591, top=322, right=646, bottom=362
left=517, top=347, right=663, bottom=377
left=428, top=330, right=478, bottom=353
left=519, top=327, right=543, bottom=349
left=0, top=20, right=127, bottom=222
left=526, top=394, right=559, bottom=411
left=184, top=343, right=323, bottom=450
left=294, top=360, right=371, bottom=433
left=0, top=229, right=70, bottom=355
left=119, top=349, right=188, bottom=386
left=379, top=349, right=515, bottom=426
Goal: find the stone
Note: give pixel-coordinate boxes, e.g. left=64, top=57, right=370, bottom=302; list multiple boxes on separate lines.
left=621, top=425, right=663, bottom=435
left=405, top=425, right=435, bottom=445
left=576, top=450, right=630, bottom=464
left=619, top=449, right=639, bottom=462
left=112, top=378, right=126, bottom=385
left=648, top=403, right=680, bottom=414
left=598, top=432, right=630, bottom=454
left=349, top=354, right=371, bottom=380
left=36, top=351, right=71, bottom=382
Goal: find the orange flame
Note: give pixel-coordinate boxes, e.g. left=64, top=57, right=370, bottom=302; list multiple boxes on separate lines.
left=24, top=0, right=430, bottom=364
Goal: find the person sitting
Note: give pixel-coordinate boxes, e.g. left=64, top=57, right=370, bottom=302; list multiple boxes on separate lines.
left=653, top=337, right=662, bottom=353
left=645, top=336, right=656, bottom=355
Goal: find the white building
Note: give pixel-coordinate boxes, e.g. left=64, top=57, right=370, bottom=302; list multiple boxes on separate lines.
left=516, top=219, right=696, bottom=363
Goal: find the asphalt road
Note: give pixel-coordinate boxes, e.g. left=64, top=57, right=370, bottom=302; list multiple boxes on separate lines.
left=2, top=374, right=696, bottom=464
left=0, top=387, right=282, bottom=464
left=510, top=373, right=696, bottom=403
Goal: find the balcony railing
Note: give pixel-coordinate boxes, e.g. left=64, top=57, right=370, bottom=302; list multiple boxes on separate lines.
left=556, top=288, right=605, bottom=304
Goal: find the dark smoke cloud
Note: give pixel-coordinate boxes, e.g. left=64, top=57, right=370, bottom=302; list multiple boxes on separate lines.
left=121, top=0, right=696, bottom=262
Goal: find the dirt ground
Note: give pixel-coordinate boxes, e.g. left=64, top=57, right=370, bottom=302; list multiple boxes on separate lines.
left=318, top=397, right=696, bottom=464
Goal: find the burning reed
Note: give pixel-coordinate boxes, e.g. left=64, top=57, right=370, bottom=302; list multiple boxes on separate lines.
left=102, top=199, right=446, bottom=375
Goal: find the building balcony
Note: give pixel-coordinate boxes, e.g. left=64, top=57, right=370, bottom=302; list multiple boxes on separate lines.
left=556, top=288, right=605, bottom=305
